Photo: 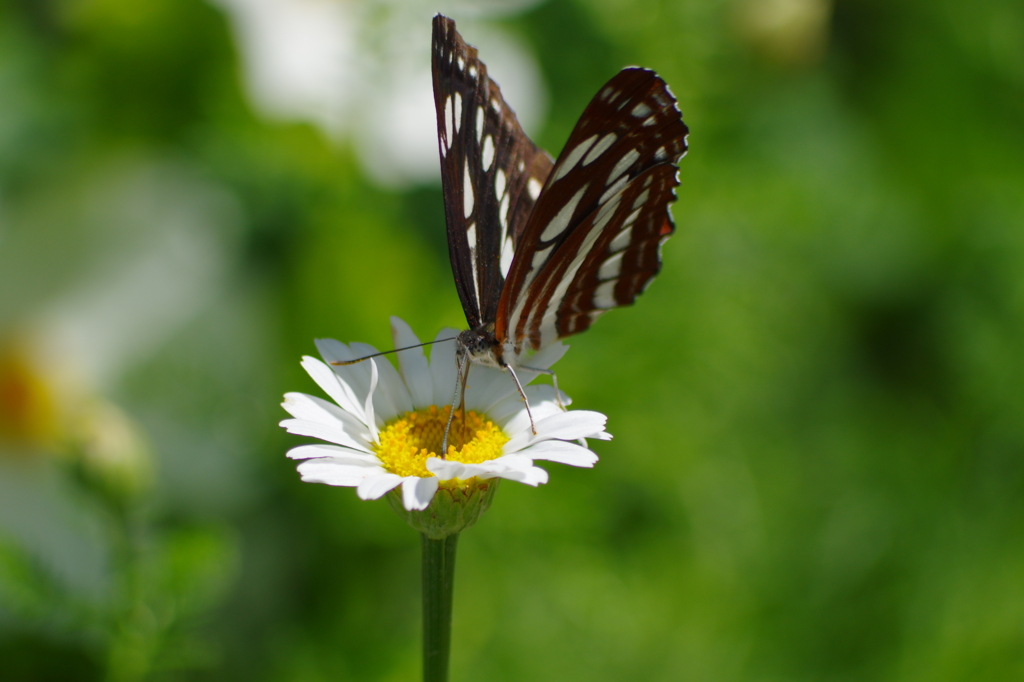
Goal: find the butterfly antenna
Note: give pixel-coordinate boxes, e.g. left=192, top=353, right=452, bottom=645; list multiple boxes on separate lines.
left=330, top=337, right=457, bottom=366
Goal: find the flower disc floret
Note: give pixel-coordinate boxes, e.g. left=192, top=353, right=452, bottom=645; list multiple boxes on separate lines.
left=374, top=405, right=509, bottom=478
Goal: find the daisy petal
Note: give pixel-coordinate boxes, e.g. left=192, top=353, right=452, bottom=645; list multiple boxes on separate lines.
left=518, top=440, right=598, bottom=467
left=363, top=359, right=379, bottom=440
left=286, top=444, right=377, bottom=461
left=429, top=328, right=460, bottom=407
left=435, top=459, right=505, bottom=481
left=316, top=339, right=376, bottom=410
left=391, top=317, right=433, bottom=409
left=463, top=361, right=514, bottom=412
left=487, top=455, right=550, bottom=486
left=527, top=341, right=570, bottom=371
left=533, top=409, right=608, bottom=441
left=280, top=418, right=372, bottom=451
left=491, top=385, right=566, bottom=431
left=499, top=466, right=549, bottom=486
left=427, top=454, right=549, bottom=486
left=402, top=476, right=439, bottom=511
left=300, top=356, right=365, bottom=421
left=468, top=344, right=571, bottom=412
left=426, top=457, right=470, bottom=481
left=505, top=410, right=609, bottom=452
left=297, top=458, right=384, bottom=486
left=314, top=337, right=354, bottom=364
left=357, top=472, right=403, bottom=500
left=281, top=392, right=372, bottom=450
left=515, top=342, right=570, bottom=385
left=350, top=341, right=412, bottom=420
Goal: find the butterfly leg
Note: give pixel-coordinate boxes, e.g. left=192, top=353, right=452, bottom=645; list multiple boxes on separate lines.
left=518, top=365, right=566, bottom=411
left=442, top=350, right=471, bottom=457
left=504, top=364, right=537, bottom=436
left=457, top=361, right=471, bottom=450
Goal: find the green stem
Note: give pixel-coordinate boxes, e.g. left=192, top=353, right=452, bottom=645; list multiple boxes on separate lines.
left=105, top=501, right=152, bottom=682
left=422, top=532, right=459, bottom=682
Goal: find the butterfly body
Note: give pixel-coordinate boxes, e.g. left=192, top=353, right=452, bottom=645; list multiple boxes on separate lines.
left=432, top=15, right=688, bottom=424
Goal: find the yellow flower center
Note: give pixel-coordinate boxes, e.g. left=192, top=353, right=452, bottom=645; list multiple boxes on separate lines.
left=0, top=342, right=58, bottom=447
left=373, top=405, right=508, bottom=480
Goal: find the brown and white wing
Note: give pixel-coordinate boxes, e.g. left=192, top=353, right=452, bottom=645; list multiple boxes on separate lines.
left=495, top=67, right=689, bottom=352
left=432, top=15, right=554, bottom=330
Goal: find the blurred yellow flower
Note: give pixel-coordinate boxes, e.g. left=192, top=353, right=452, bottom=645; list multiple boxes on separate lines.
left=734, top=0, right=833, bottom=66
left=0, top=336, right=61, bottom=451
left=0, top=333, right=154, bottom=501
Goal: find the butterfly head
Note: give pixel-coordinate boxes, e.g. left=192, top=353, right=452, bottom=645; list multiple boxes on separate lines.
left=456, top=327, right=505, bottom=369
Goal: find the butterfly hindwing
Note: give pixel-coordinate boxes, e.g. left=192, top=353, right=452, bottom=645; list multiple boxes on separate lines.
left=432, top=16, right=554, bottom=331
left=497, top=67, right=689, bottom=350
left=551, top=165, right=680, bottom=342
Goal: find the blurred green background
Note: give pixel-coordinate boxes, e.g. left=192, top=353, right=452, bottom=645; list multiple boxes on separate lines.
left=2, top=0, right=1023, bottom=680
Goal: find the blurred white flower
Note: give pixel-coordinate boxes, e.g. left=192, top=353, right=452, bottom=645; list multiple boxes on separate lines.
left=0, top=160, right=243, bottom=595
left=213, top=0, right=548, bottom=186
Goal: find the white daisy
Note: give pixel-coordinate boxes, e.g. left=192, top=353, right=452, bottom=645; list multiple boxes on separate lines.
left=280, top=317, right=610, bottom=514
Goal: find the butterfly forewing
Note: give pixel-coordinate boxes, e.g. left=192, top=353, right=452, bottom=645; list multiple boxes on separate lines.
left=496, top=67, right=689, bottom=350
left=432, top=16, right=554, bottom=331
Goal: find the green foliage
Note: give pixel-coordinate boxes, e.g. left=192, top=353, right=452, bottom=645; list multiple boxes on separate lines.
left=1, top=0, right=1023, bottom=680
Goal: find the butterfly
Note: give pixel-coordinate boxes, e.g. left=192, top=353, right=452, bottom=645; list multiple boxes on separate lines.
left=432, top=15, right=688, bottom=442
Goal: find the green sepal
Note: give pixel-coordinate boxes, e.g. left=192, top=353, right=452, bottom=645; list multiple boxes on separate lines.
left=387, top=478, right=500, bottom=539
